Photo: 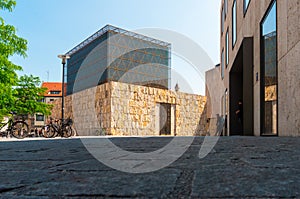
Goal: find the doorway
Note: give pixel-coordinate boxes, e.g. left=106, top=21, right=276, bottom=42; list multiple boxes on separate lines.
left=260, top=0, right=277, bottom=136
left=229, top=38, right=254, bottom=136
left=156, top=103, right=172, bottom=135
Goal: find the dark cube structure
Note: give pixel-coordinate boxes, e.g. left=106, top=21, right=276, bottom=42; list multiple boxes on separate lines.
left=66, top=25, right=171, bottom=95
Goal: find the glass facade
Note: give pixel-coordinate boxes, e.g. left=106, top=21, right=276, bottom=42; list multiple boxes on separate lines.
left=66, top=25, right=171, bottom=95
left=232, top=0, right=237, bottom=47
left=106, top=30, right=170, bottom=88
left=261, top=1, right=277, bottom=135
left=244, top=0, right=251, bottom=13
left=66, top=32, right=109, bottom=95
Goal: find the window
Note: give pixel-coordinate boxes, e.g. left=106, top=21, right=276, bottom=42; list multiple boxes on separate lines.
left=49, top=99, right=55, bottom=102
left=244, top=0, right=251, bottom=14
left=221, top=7, right=224, bottom=33
left=221, top=49, right=224, bottom=79
left=226, top=30, right=229, bottom=66
left=50, top=91, right=61, bottom=94
left=232, top=0, right=237, bottom=47
left=261, top=0, right=277, bottom=135
left=224, top=0, right=228, bottom=18
left=38, top=98, right=45, bottom=103
left=225, top=89, right=228, bottom=115
left=36, top=114, right=44, bottom=122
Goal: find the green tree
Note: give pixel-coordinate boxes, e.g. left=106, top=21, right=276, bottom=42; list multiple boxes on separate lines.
left=1, top=0, right=26, bottom=118
left=0, top=0, right=52, bottom=119
left=14, top=75, right=52, bottom=116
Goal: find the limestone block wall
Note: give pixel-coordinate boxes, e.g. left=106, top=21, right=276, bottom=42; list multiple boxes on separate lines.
left=49, top=81, right=207, bottom=136
left=49, top=84, right=111, bottom=136
left=94, top=84, right=112, bottom=135
left=110, top=82, right=207, bottom=136
left=71, top=86, right=111, bottom=136
left=110, top=82, right=161, bottom=136
left=175, top=92, right=207, bottom=136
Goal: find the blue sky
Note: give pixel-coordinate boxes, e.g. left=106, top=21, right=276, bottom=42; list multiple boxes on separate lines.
left=2, top=0, right=221, bottom=95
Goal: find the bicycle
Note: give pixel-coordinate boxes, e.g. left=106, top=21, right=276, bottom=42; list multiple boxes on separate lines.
left=42, top=117, right=73, bottom=138
left=0, top=112, right=29, bottom=139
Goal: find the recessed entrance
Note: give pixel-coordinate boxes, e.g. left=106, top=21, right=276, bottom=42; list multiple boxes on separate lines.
left=229, top=38, right=254, bottom=136
left=155, top=103, right=174, bottom=135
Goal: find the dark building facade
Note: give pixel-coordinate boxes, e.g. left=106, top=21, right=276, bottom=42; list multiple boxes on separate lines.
left=66, top=25, right=171, bottom=95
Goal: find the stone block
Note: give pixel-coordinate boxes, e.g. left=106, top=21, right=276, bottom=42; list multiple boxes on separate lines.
left=149, top=87, right=154, bottom=95
left=49, top=81, right=206, bottom=137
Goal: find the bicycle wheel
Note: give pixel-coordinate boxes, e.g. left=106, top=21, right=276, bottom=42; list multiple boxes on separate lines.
left=11, top=121, right=29, bottom=139
left=71, top=126, right=77, bottom=136
left=63, top=125, right=73, bottom=138
left=43, top=125, right=56, bottom=138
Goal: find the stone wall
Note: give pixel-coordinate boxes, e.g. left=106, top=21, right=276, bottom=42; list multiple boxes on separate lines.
left=49, top=84, right=111, bottom=136
left=48, top=98, right=62, bottom=119
left=50, top=82, right=207, bottom=136
left=175, top=92, right=207, bottom=136
left=111, top=82, right=159, bottom=136
left=110, top=82, right=207, bottom=136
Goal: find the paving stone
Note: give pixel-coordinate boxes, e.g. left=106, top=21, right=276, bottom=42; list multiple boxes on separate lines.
left=0, top=136, right=299, bottom=198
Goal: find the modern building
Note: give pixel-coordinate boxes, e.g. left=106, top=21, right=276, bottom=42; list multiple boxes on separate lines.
left=206, top=0, right=300, bottom=136
left=65, top=25, right=171, bottom=96
left=49, top=25, right=207, bottom=136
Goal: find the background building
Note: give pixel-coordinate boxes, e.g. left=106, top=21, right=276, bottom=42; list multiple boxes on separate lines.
left=206, top=0, right=300, bottom=136
left=33, top=82, right=65, bottom=127
left=41, top=82, right=65, bottom=103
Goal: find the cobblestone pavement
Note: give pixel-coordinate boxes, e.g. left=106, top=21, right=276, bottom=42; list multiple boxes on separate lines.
left=0, top=136, right=299, bottom=198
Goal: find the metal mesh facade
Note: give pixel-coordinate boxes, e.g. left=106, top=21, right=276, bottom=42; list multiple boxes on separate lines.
left=66, top=25, right=171, bottom=95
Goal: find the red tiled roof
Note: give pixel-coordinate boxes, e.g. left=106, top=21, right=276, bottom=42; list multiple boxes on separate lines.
left=41, top=82, right=66, bottom=97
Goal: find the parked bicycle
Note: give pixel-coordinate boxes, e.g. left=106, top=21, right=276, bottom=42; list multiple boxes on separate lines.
left=42, top=117, right=73, bottom=138
left=0, top=112, right=29, bottom=139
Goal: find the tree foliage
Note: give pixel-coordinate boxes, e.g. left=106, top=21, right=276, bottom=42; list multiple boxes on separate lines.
left=0, top=0, right=52, bottom=120
left=0, top=0, right=16, bottom=11
left=14, top=75, right=53, bottom=115
left=0, top=0, right=26, bottom=83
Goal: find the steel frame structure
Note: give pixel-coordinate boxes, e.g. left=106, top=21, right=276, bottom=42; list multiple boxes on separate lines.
left=66, top=25, right=171, bottom=56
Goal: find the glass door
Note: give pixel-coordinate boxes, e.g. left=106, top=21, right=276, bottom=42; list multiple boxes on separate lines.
left=261, top=0, right=277, bottom=135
